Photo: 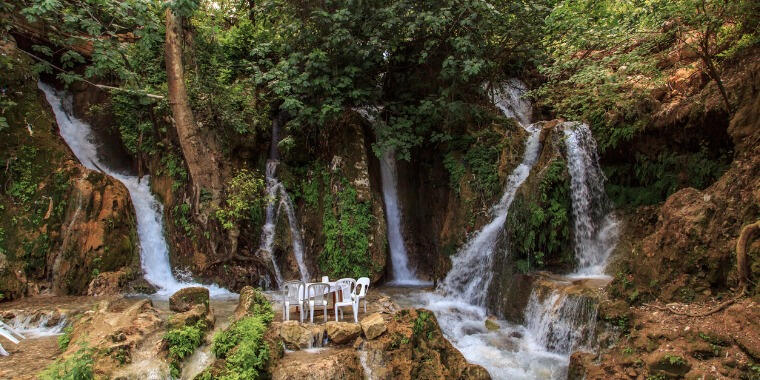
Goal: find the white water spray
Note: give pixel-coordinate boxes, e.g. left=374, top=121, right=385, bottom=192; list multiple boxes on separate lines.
left=522, top=122, right=619, bottom=355
left=379, top=149, right=424, bottom=285
left=258, top=160, right=310, bottom=286
left=439, top=79, right=537, bottom=304
left=438, top=124, right=541, bottom=305
left=39, top=82, right=232, bottom=298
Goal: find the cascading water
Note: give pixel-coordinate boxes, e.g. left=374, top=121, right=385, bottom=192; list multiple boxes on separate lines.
left=438, top=124, right=541, bottom=305
left=392, top=80, right=577, bottom=379
left=355, top=105, right=425, bottom=285
left=39, top=82, right=231, bottom=298
left=378, top=149, right=423, bottom=285
left=563, top=123, right=619, bottom=277
left=258, top=118, right=310, bottom=286
left=522, top=122, right=619, bottom=356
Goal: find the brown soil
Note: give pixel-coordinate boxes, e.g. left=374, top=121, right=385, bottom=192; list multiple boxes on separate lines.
left=572, top=297, right=760, bottom=379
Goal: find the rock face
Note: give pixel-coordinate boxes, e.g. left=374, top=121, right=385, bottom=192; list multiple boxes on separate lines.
left=360, top=309, right=490, bottom=379
left=289, top=113, right=388, bottom=282
left=272, top=348, right=364, bottom=380
left=169, top=286, right=209, bottom=312
left=167, top=303, right=215, bottom=330
left=360, top=313, right=387, bottom=340
left=326, top=321, right=361, bottom=344
left=63, top=298, right=163, bottom=378
left=280, top=320, right=317, bottom=350
left=0, top=38, right=140, bottom=300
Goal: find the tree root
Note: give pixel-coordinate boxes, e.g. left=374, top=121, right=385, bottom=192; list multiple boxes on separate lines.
left=737, top=220, right=760, bottom=289
left=644, top=287, right=746, bottom=317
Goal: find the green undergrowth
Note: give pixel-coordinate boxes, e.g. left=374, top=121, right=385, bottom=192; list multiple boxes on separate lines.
left=165, top=320, right=207, bottom=378
left=39, top=343, right=94, bottom=380
left=507, top=159, right=574, bottom=272
left=299, top=164, right=375, bottom=279
left=443, top=123, right=514, bottom=201
left=605, top=146, right=731, bottom=207
left=203, top=288, right=274, bottom=380
left=58, top=325, right=74, bottom=350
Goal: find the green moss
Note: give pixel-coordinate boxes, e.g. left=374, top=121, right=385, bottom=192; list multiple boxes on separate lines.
left=507, top=159, right=573, bottom=272
left=39, top=343, right=94, bottom=380
left=208, top=290, right=274, bottom=380
left=301, top=164, right=374, bottom=279
left=58, top=325, right=74, bottom=350
left=164, top=320, right=207, bottom=378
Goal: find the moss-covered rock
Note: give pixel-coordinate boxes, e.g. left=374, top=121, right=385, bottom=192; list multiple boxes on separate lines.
left=0, top=37, right=139, bottom=299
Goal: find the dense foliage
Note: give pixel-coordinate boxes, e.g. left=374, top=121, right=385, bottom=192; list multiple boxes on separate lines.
left=215, top=169, right=267, bottom=230
left=39, top=343, right=94, bottom=380
left=537, top=0, right=760, bottom=152
left=300, top=165, right=376, bottom=279
left=507, top=159, right=573, bottom=272
left=164, top=320, right=207, bottom=378
left=208, top=288, right=274, bottom=380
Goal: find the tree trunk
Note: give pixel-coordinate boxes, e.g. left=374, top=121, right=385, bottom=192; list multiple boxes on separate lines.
left=164, top=8, right=223, bottom=212
left=701, top=54, right=732, bottom=113
left=736, top=221, right=759, bottom=289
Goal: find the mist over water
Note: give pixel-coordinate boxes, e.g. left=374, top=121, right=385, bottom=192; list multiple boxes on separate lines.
left=39, top=82, right=232, bottom=298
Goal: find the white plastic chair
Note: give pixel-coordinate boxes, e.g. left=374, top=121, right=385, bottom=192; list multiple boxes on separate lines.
left=321, top=276, right=329, bottom=282
left=306, top=283, right=330, bottom=323
left=333, top=278, right=357, bottom=322
left=355, top=277, right=370, bottom=313
left=282, top=281, right=305, bottom=322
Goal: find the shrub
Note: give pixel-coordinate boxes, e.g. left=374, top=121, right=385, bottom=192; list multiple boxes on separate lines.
left=164, top=320, right=207, bottom=378
left=39, top=343, right=94, bottom=380
left=58, top=325, right=74, bottom=350
left=211, top=316, right=271, bottom=380
left=215, top=169, right=266, bottom=230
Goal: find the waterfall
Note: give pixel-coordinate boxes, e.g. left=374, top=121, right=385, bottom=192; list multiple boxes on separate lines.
left=438, top=79, right=537, bottom=303
left=523, top=122, right=619, bottom=355
left=39, top=82, right=231, bottom=298
left=438, top=125, right=541, bottom=305
left=258, top=118, right=310, bottom=287
left=379, top=150, right=423, bottom=285
left=491, top=79, right=533, bottom=127
left=563, top=123, right=619, bottom=276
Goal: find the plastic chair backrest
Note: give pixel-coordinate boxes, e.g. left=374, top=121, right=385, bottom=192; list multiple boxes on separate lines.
left=335, top=278, right=356, bottom=301
left=307, top=283, right=330, bottom=304
left=356, top=277, right=370, bottom=297
left=282, top=280, right=303, bottom=303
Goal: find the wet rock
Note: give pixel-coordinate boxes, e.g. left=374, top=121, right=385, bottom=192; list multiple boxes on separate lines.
left=361, top=309, right=490, bottom=379
left=169, top=287, right=209, bottom=313
left=87, top=269, right=132, bottom=296
left=233, top=285, right=272, bottom=321
left=485, top=317, right=500, bottom=331
left=280, top=321, right=312, bottom=350
left=326, top=321, right=361, bottom=345
left=167, top=304, right=214, bottom=330
left=271, top=348, right=363, bottom=380
left=360, top=313, right=386, bottom=340
left=63, top=298, right=162, bottom=377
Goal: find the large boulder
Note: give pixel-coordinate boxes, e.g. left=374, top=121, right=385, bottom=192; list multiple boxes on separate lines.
left=167, top=303, right=215, bottom=330
left=326, top=321, right=361, bottom=345
left=233, top=285, right=271, bottom=321
left=361, top=309, right=490, bottom=379
left=169, top=287, right=209, bottom=312
left=360, top=313, right=387, bottom=340
left=272, top=348, right=363, bottom=380
left=280, top=321, right=314, bottom=350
